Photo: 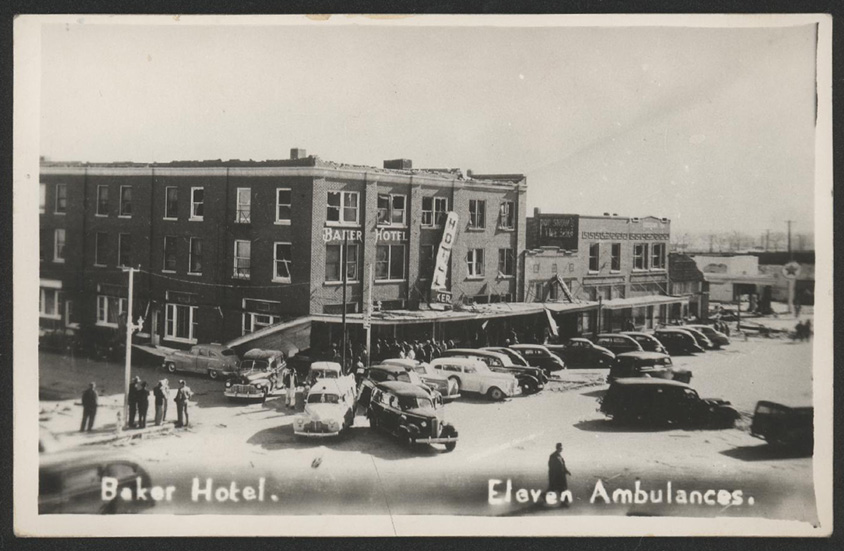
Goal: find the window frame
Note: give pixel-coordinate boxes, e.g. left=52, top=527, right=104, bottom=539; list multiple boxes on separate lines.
left=53, top=228, right=66, bottom=264
left=119, top=185, right=132, bottom=218
left=325, top=243, right=360, bottom=283
left=497, top=248, right=514, bottom=277
left=96, top=185, right=109, bottom=217
left=39, top=288, right=62, bottom=320
left=611, top=242, right=621, bottom=272
left=242, top=310, right=281, bottom=336
left=273, top=242, right=292, bottom=283
left=163, top=235, right=177, bottom=273
left=54, top=183, right=67, bottom=215
left=466, top=248, right=485, bottom=278
left=94, top=232, right=108, bottom=267
left=422, top=196, right=450, bottom=227
left=233, top=239, right=251, bottom=280
left=164, top=186, right=178, bottom=220
left=468, top=199, right=486, bottom=230
left=498, top=200, right=515, bottom=230
left=165, top=303, right=198, bottom=343
left=651, top=243, right=666, bottom=270
left=275, top=188, right=292, bottom=225
left=190, top=187, right=205, bottom=221
left=96, top=295, right=127, bottom=328
left=588, top=243, right=600, bottom=273
left=39, top=183, right=46, bottom=214
left=633, top=243, right=649, bottom=271
left=188, top=237, right=203, bottom=275
left=235, top=188, right=251, bottom=224
left=375, top=243, right=406, bottom=281
left=326, top=190, right=360, bottom=226
left=118, top=233, right=131, bottom=268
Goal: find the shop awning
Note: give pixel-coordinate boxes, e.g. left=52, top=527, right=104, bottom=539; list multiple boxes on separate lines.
left=600, top=295, right=690, bottom=311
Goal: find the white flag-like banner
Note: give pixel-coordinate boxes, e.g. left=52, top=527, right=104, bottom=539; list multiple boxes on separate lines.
left=431, top=212, right=459, bottom=292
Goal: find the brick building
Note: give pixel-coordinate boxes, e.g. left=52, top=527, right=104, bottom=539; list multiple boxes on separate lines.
left=39, top=151, right=526, bottom=350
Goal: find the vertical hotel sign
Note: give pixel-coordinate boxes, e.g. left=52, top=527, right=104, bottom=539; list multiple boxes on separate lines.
left=431, top=212, right=458, bottom=303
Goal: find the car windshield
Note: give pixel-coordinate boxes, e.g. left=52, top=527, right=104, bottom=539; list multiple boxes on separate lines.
left=412, top=366, right=427, bottom=375
left=314, top=369, right=338, bottom=379
left=398, top=396, right=434, bottom=411
left=222, top=349, right=236, bottom=356
left=307, top=393, right=341, bottom=404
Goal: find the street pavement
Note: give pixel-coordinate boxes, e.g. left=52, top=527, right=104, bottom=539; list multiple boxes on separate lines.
left=37, top=327, right=816, bottom=522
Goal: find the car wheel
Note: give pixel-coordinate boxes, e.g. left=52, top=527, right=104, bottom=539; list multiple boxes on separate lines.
left=444, top=441, right=457, bottom=452
left=208, top=370, right=219, bottom=380
left=446, top=379, right=458, bottom=396
left=165, top=362, right=176, bottom=373
left=487, top=387, right=505, bottom=401
left=449, top=377, right=461, bottom=393
left=521, top=380, right=537, bottom=395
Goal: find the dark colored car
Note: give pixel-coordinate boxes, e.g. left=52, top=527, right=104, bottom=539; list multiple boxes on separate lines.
left=595, top=334, right=644, bottom=356
left=679, top=326, right=715, bottom=350
left=442, top=348, right=547, bottom=394
left=549, top=339, right=616, bottom=368
left=507, top=344, right=566, bottom=373
left=750, top=400, right=813, bottom=450
left=608, top=351, right=692, bottom=384
left=653, top=328, right=705, bottom=355
left=599, top=378, right=739, bottom=428
left=357, top=364, right=435, bottom=411
left=39, top=451, right=155, bottom=514
left=482, top=346, right=531, bottom=367
left=685, top=324, right=731, bottom=348
left=620, top=332, right=668, bottom=355
left=368, top=381, right=458, bottom=451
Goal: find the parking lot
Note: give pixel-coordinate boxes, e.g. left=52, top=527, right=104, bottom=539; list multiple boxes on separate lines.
left=38, top=333, right=815, bottom=520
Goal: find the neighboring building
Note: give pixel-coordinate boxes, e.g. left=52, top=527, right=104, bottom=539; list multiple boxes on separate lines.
left=39, top=150, right=527, bottom=349
left=756, top=251, right=815, bottom=306
left=524, top=210, right=686, bottom=334
left=691, top=254, right=776, bottom=311
left=668, top=253, right=708, bottom=320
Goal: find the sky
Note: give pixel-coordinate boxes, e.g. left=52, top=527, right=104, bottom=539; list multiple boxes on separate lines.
left=38, top=18, right=819, bottom=235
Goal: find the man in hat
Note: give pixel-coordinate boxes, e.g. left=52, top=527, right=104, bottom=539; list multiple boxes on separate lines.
left=174, top=380, right=193, bottom=428
left=80, top=382, right=98, bottom=432
left=548, top=442, right=572, bottom=507
left=128, top=376, right=141, bottom=428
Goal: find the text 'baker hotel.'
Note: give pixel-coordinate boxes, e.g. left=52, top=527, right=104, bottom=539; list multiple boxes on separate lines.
left=39, top=148, right=695, bottom=353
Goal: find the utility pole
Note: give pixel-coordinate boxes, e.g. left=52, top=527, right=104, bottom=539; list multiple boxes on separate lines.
left=121, top=266, right=139, bottom=428
left=365, top=264, right=373, bottom=367
left=786, top=220, right=794, bottom=260
left=341, top=232, right=348, bottom=373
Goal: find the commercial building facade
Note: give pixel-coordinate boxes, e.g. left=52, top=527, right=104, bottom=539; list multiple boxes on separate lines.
left=39, top=151, right=526, bottom=349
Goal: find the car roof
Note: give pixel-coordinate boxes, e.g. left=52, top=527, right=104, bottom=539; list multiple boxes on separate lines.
left=310, top=361, right=342, bottom=371
left=611, top=378, right=691, bottom=389
left=620, top=332, right=656, bottom=339
left=431, top=356, right=487, bottom=366
left=377, top=381, right=431, bottom=398
left=380, top=358, right=422, bottom=369
left=243, top=348, right=284, bottom=360
left=616, top=351, right=671, bottom=360
left=307, top=379, right=344, bottom=394
left=598, top=333, right=636, bottom=340
left=509, top=344, right=547, bottom=350
left=655, top=327, right=694, bottom=334
left=369, top=364, right=408, bottom=375
left=446, top=348, right=502, bottom=358
left=755, top=399, right=814, bottom=410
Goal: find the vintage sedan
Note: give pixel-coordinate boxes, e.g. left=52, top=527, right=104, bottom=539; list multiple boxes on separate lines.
left=212, top=348, right=286, bottom=380
left=368, top=381, right=458, bottom=451
left=223, top=363, right=280, bottom=402
left=679, top=326, right=715, bottom=350
left=595, top=334, right=644, bottom=356
left=653, top=328, right=705, bottom=355
left=750, top=400, right=813, bottom=450
left=305, top=361, right=357, bottom=397
left=357, top=364, right=437, bottom=410
left=685, top=324, right=731, bottom=348
left=548, top=339, right=616, bottom=369
left=620, top=332, right=669, bottom=355
left=608, top=351, right=692, bottom=384
left=430, top=357, right=520, bottom=401
left=482, top=346, right=531, bottom=367
left=162, top=344, right=238, bottom=377
left=293, top=380, right=356, bottom=438
left=442, top=348, right=546, bottom=395
left=380, top=358, right=461, bottom=401
left=508, top=344, right=566, bottom=373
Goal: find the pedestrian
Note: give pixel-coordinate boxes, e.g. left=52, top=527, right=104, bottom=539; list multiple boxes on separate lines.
left=804, top=320, right=813, bottom=341
left=128, top=376, right=141, bottom=428
left=80, top=382, right=98, bottom=432
left=174, top=380, right=193, bottom=428
left=137, top=381, right=150, bottom=428
left=153, top=380, right=167, bottom=426
left=548, top=442, right=572, bottom=507
left=283, top=366, right=297, bottom=408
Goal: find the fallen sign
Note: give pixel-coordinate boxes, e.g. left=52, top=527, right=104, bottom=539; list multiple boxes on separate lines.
left=434, top=290, right=452, bottom=304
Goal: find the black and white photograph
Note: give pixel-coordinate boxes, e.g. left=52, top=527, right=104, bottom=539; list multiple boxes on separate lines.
left=13, top=13, right=833, bottom=536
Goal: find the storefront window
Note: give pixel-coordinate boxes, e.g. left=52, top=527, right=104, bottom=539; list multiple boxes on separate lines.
left=589, top=243, right=600, bottom=272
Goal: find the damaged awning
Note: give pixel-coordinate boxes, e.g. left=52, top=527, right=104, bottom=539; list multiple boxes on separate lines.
left=600, top=295, right=690, bottom=311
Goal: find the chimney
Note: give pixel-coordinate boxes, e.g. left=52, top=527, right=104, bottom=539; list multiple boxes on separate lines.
left=383, top=159, right=412, bottom=170
left=534, top=207, right=542, bottom=217
left=603, top=212, right=610, bottom=216
left=290, top=148, right=307, bottom=160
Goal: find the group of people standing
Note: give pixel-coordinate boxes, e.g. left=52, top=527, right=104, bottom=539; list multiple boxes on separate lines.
left=794, top=319, right=813, bottom=341
left=80, top=376, right=193, bottom=432
left=369, top=338, right=456, bottom=364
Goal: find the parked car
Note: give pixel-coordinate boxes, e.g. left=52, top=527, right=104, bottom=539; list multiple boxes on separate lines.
left=293, top=379, right=356, bottom=438
left=211, top=348, right=286, bottom=380
left=39, top=450, right=155, bottom=514
left=305, top=361, right=357, bottom=397
left=508, top=344, right=567, bottom=373
left=750, top=400, right=813, bottom=450
left=430, top=357, right=521, bottom=401
left=678, top=326, right=715, bottom=350
left=368, top=381, right=458, bottom=451
left=548, top=339, right=616, bottom=368
left=599, top=378, right=739, bottom=428
left=441, top=348, right=547, bottom=394
left=223, top=360, right=280, bottom=402
left=482, top=346, right=531, bottom=367
left=620, top=332, right=668, bottom=355
left=608, top=351, right=692, bottom=384
left=162, top=344, right=238, bottom=377
left=653, top=328, right=705, bottom=355
left=595, top=334, right=644, bottom=356
left=380, top=358, right=461, bottom=401
left=685, top=324, right=731, bottom=348
left=357, top=364, right=437, bottom=410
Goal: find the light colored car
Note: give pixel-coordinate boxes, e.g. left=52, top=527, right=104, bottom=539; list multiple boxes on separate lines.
left=380, top=358, right=461, bottom=400
left=430, top=357, right=520, bottom=401
left=443, top=348, right=547, bottom=395
left=161, top=344, right=238, bottom=377
left=305, top=361, right=356, bottom=397
left=293, top=379, right=356, bottom=438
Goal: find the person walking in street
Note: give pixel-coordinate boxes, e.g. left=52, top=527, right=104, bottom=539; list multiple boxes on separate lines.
left=174, top=380, right=193, bottom=428
left=128, top=376, right=141, bottom=428
left=137, top=381, right=150, bottom=428
left=548, top=442, right=572, bottom=507
left=80, top=382, right=98, bottom=432
left=153, top=380, right=168, bottom=426
left=282, top=366, right=297, bottom=409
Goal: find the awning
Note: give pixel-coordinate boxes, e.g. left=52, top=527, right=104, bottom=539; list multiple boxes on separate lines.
left=703, top=274, right=777, bottom=285
left=600, top=295, right=690, bottom=311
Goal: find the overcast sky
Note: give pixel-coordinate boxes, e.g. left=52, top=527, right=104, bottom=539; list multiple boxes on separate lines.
left=39, top=19, right=818, bottom=235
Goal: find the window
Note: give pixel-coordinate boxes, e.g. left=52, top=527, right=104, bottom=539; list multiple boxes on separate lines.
left=54, top=184, right=67, bottom=214
left=651, top=243, right=666, bottom=270
left=273, top=242, right=292, bottom=282
left=467, top=248, right=484, bottom=277
left=468, top=199, right=485, bottom=229
left=611, top=243, right=621, bottom=271
left=65, top=299, right=78, bottom=328
left=326, top=191, right=359, bottom=225
left=96, top=295, right=127, bottom=327
left=375, top=244, right=406, bottom=280
left=233, top=240, right=251, bottom=279
left=276, top=188, right=291, bottom=224
left=118, top=233, right=131, bottom=267
left=53, top=229, right=65, bottom=263
left=190, top=187, right=204, bottom=220
left=325, top=243, right=359, bottom=282
left=376, top=194, right=407, bottom=226
left=40, top=288, right=61, bottom=319
left=634, top=243, right=648, bottom=270
left=163, top=236, right=177, bottom=272
left=499, top=201, right=515, bottom=229
left=119, top=186, right=132, bottom=217
left=39, top=183, right=46, bottom=213
left=243, top=312, right=280, bottom=336
left=498, top=248, right=514, bottom=277
left=589, top=243, right=600, bottom=272
left=419, top=245, right=436, bottom=280
left=165, top=187, right=178, bottom=219
left=551, top=263, right=558, bottom=274
left=95, top=232, right=108, bottom=266
left=232, top=188, right=251, bottom=223
left=189, top=237, right=202, bottom=275
left=422, top=196, right=449, bottom=227
left=531, top=281, right=545, bottom=303
left=96, top=185, right=109, bottom=216
left=165, top=303, right=197, bottom=342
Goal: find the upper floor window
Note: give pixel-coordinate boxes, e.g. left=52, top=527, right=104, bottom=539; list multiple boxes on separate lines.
left=273, top=242, right=292, bottom=282
left=589, top=243, right=600, bottom=272
left=165, top=187, right=178, bottom=219
left=40, top=288, right=61, bottom=319
left=422, top=196, right=449, bottom=227
left=468, top=199, right=485, bottom=229
left=53, top=229, right=66, bottom=263
left=326, top=191, right=359, bottom=225
left=97, top=295, right=127, bottom=327
left=325, top=243, right=359, bottom=283
left=55, top=184, right=67, bottom=214
left=633, top=243, right=649, bottom=270
left=233, top=240, right=251, bottom=279
left=498, top=248, right=514, bottom=277
left=375, top=244, right=406, bottom=281
left=190, top=187, right=204, bottom=221
left=39, top=183, right=46, bottom=214
left=498, top=201, right=515, bottom=229
left=234, top=188, right=251, bottom=223
left=118, top=233, right=131, bottom=267
left=276, top=188, right=291, bottom=224
left=189, top=237, right=203, bottom=275
left=96, top=185, right=109, bottom=216
left=611, top=243, right=621, bottom=271
left=163, top=236, right=177, bottom=272
left=651, top=243, right=666, bottom=270
left=119, top=186, right=133, bottom=217
left=467, top=248, right=485, bottom=277
left=94, top=232, right=108, bottom=267
left=377, top=194, right=407, bottom=226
